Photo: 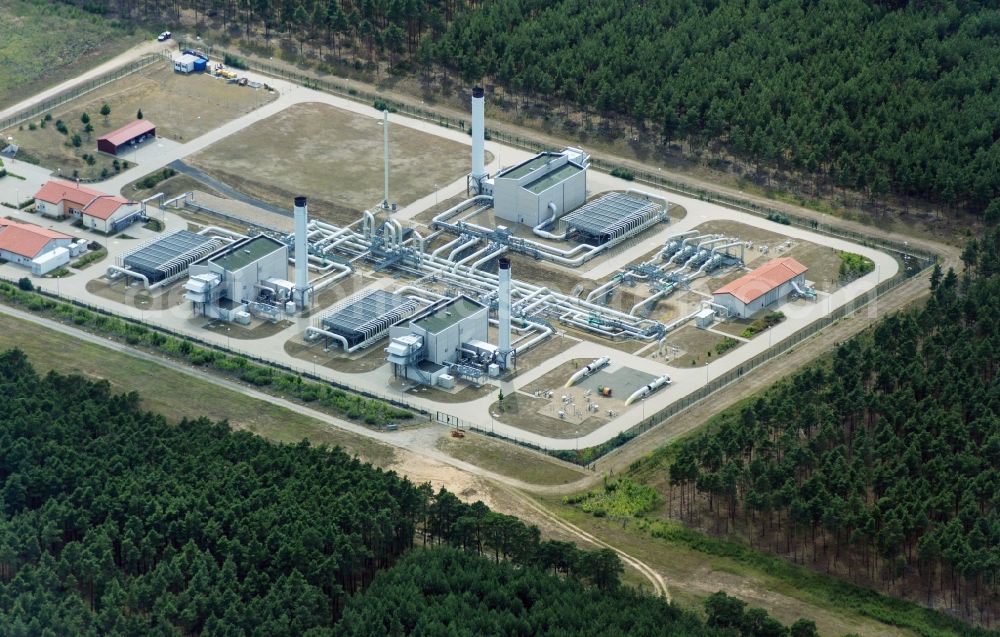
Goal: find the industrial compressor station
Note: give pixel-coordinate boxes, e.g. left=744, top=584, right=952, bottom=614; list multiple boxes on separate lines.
left=21, top=78, right=885, bottom=447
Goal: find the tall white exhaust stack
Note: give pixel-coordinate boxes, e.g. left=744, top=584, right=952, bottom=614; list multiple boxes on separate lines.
left=498, top=256, right=512, bottom=368
left=471, top=86, right=486, bottom=193
left=293, top=196, right=310, bottom=308
left=382, top=109, right=390, bottom=209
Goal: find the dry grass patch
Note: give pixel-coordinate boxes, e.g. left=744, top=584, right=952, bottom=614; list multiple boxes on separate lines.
left=5, top=60, right=275, bottom=179
left=188, top=102, right=470, bottom=225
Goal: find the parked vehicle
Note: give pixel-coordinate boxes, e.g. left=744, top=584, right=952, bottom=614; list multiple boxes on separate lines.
left=157, top=31, right=172, bottom=41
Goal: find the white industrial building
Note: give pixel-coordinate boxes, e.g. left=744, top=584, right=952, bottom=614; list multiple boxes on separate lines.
left=490, top=148, right=589, bottom=227
left=464, top=85, right=592, bottom=228
left=713, top=257, right=808, bottom=318
left=0, top=219, right=83, bottom=275
left=386, top=295, right=490, bottom=386
left=185, top=235, right=289, bottom=321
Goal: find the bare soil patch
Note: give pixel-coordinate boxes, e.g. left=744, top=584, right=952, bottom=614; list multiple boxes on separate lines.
left=436, top=431, right=587, bottom=486
left=664, top=325, right=740, bottom=368
left=491, top=391, right=609, bottom=440
left=188, top=102, right=470, bottom=225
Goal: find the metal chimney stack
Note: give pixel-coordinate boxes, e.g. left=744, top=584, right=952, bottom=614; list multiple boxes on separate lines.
left=382, top=109, right=390, bottom=209
left=470, top=86, right=486, bottom=193
left=293, top=196, right=310, bottom=308
left=498, top=256, right=512, bottom=368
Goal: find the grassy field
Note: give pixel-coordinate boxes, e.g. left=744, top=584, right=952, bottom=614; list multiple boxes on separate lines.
left=4, top=60, right=276, bottom=180
left=665, top=324, right=740, bottom=368
left=547, top=499, right=920, bottom=637
left=0, top=0, right=146, bottom=111
left=436, top=432, right=587, bottom=486
left=0, top=311, right=395, bottom=465
left=187, top=102, right=470, bottom=225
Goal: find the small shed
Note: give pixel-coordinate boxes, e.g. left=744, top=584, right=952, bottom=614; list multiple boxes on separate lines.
left=694, top=307, right=715, bottom=329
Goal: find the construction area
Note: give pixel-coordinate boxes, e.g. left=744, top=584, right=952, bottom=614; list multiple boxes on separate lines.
left=0, top=68, right=897, bottom=452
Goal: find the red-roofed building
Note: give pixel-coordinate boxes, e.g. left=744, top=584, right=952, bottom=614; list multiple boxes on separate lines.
left=713, top=257, right=808, bottom=318
left=97, top=120, right=156, bottom=156
left=34, top=180, right=104, bottom=219
left=0, top=219, right=75, bottom=274
left=33, top=179, right=140, bottom=233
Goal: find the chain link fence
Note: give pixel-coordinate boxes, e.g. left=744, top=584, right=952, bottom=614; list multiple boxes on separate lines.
left=0, top=54, right=163, bottom=133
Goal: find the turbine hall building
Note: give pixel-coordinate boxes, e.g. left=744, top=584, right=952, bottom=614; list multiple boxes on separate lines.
left=491, top=148, right=589, bottom=227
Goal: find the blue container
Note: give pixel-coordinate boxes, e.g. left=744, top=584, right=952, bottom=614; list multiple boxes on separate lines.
left=193, top=57, right=208, bottom=72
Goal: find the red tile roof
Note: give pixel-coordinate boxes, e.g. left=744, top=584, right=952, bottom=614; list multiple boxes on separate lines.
left=32, top=180, right=134, bottom=220
left=34, top=180, right=105, bottom=206
left=0, top=219, right=71, bottom=259
left=97, top=120, right=156, bottom=148
left=82, top=195, right=132, bottom=220
left=714, top=257, right=807, bottom=304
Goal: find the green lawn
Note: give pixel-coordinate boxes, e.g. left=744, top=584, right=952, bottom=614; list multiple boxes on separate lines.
left=0, top=0, right=145, bottom=110
left=0, top=312, right=396, bottom=465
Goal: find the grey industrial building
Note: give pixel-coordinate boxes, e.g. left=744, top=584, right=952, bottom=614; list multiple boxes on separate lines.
left=562, top=192, right=665, bottom=244
left=386, top=295, right=490, bottom=386
left=120, top=230, right=225, bottom=284
left=184, top=235, right=289, bottom=321
left=491, top=148, right=589, bottom=227
left=316, top=289, right=417, bottom=350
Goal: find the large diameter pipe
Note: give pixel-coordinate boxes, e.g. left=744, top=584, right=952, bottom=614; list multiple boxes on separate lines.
left=293, top=196, right=310, bottom=308
left=471, top=86, right=486, bottom=190
left=513, top=321, right=553, bottom=354
left=565, top=356, right=610, bottom=387
left=625, top=375, right=671, bottom=405
left=630, top=285, right=673, bottom=316
left=498, top=256, right=512, bottom=367
left=304, top=326, right=368, bottom=352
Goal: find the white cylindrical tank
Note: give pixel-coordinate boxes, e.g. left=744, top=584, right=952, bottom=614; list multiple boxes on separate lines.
left=471, top=86, right=486, bottom=191
left=293, top=196, right=310, bottom=308
left=498, top=256, right=511, bottom=367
